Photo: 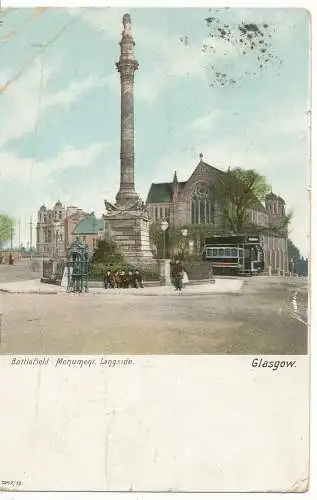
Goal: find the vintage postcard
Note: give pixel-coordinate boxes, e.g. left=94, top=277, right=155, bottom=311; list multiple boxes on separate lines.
left=0, top=4, right=311, bottom=493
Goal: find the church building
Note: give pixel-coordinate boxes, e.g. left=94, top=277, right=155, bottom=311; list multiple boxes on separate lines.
left=146, top=155, right=289, bottom=274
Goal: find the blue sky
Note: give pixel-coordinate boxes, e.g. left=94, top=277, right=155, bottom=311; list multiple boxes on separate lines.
left=0, top=7, right=310, bottom=255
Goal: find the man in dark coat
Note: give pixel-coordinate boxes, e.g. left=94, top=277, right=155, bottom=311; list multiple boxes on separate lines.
left=104, top=269, right=115, bottom=289
left=171, top=260, right=184, bottom=291
left=133, top=269, right=144, bottom=288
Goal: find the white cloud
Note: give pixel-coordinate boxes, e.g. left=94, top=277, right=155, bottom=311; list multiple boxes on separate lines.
left=43, top=75, right=108, bottom=109
left=0, top=140, right=110, bottom=246
left=0, top=58, right=57, bottom=147
left=134, top=40, right=213, bottom=104
left=72, top=7, right=302, bottom=106
left=0, top=141, right=107, bottom=184
left=72, top=9, right=213, bottom=104
left=253, top=108, right=309, bottom=139
left=67, top=7, right=124, bottom=42
left=186, top=110, right=223, bottom=134
left=0, top=56, right=109, bottom=147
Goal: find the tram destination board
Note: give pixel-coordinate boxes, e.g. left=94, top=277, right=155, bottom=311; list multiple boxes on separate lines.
left=204, top=234, right=261, bottom=246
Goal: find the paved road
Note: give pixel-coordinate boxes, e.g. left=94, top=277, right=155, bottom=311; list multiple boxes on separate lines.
left=0, top=261, right=41, bottom=283
left=0, top=267, right=308, bottom=354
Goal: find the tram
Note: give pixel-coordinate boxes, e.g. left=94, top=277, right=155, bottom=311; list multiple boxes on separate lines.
left=202, top=234, right=265, bottom=275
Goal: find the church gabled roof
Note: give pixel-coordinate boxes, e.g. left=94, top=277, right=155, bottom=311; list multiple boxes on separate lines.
left=185, top=159, right=224, bottom=185
left=146, top=157, right=222, bottom=204
left=146, top=182, right=186, bottom=204
left=73, top=215, right=105, bottom=235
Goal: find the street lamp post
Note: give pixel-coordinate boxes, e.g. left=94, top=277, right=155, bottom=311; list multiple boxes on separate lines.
left=160, top=220, right=169, bottom=259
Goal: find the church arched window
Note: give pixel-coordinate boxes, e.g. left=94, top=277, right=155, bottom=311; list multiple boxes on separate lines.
left=191, top=182, right=214, bottom=225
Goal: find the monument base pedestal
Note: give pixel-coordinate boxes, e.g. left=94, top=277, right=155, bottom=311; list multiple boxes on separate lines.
left=104, top=206, right=153, bottom=263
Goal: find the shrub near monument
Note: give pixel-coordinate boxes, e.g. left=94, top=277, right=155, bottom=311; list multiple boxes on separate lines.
left=90, top=238, right=159, bottom=282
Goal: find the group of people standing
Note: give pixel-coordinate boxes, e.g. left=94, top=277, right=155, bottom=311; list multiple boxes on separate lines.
left=103, top=268, right=144, bottom=289
left=103, top=261, right=189, bottom=291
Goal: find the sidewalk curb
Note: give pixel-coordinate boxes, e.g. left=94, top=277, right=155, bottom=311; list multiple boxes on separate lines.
left=0, top=288, right=58, bottom=295
left=0, top=286, right=243, bottom=296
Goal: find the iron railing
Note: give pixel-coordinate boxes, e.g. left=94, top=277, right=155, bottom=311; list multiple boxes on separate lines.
left=42, top=259, right=160, bottom=283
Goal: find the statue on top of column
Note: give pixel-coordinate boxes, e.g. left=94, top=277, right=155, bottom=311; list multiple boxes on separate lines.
left=122, top=13, right=132, bottom=34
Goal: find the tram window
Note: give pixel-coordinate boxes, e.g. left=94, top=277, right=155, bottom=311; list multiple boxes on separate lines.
left=206, top=248, right=213, bottom=256
left=212, top=248, right=218, bottom=257
left=218, top=248, right=224, bottom=257
left=224, top=248, right=231, bottom=257
left=244, top=248, right=251, bottom=258
left=251, top=248, right=257, bottom=260
left=231, top=248, right=238, bottom=257
left=239, top=248, right=244, bottom=257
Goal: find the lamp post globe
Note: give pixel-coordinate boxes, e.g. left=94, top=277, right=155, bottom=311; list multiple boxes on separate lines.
left=160, top=220, right=169, bottom=259
left=160, top=220, right=169, bottom=232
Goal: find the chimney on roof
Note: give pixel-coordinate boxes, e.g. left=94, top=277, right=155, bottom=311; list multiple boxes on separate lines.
left=173, top=170, right=178, bottom=184
left=199, top=152, right=204, bottom=161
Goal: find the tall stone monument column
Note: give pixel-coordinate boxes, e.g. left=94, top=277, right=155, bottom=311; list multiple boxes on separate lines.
left=115, top=13, right=139, bottom=208
left=104, top=13, right=153, bottom=262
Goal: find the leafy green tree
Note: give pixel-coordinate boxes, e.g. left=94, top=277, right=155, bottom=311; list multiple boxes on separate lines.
left=149, top=222, right=186, bottom=258
left=149, top=221, right=163, bottom=257
left=295, top=257, right=308, bottom=276
left=0, top=213, right=15, bottom=248
left=91, top=237, right=125, bottom=267
left=213, top=167, right=270, bottom=233
left=287, top=239, right=301, bottom=263
left=150, top=223, right=221, bottom=259
left=287, top=239, right=308, bottom=276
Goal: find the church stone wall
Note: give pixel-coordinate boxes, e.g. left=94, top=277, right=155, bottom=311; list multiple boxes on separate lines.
left=172, top=200, right=189, bottom=227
